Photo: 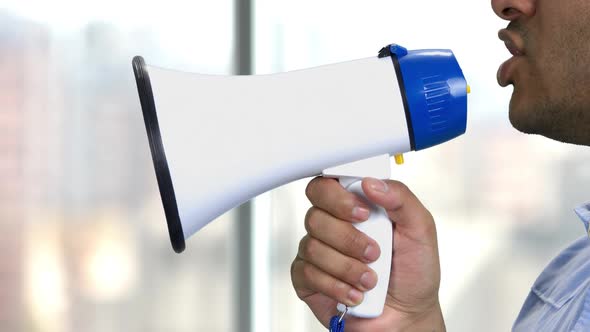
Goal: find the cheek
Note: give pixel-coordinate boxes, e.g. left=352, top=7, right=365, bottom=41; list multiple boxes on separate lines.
left=538, top=45, right=590, bottom=109
left=540, top=6, right=590, bottom=103
left=511, top=56, right=547, bottom=108
left=563, top=38, right=590, bottom=103
left=526, top=49, right=565, bottom=107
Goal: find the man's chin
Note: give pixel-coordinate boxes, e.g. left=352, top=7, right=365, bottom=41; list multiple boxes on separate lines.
left=508, top=89, right=590, bottom=146
left=507, top=92, right=544, bottom=136
left=509, top=108, right=589, bottom=146
left=507, top=98, right=535, bottom=135
left=508, top=113, right=536, bottom=136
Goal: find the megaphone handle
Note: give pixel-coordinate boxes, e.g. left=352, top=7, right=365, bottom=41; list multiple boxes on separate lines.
left=337, top=178, right=393, bottom=318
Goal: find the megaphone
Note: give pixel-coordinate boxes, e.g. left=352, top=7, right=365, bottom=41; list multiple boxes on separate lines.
left=132, top=43, right=468, bottom=318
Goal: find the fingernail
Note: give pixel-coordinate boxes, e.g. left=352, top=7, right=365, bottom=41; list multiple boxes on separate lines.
left=348, top=288, right=363, bottom=305
left=364, top=244, right=379, bottom=262
left=352, top=206, right=370, bottom=220
left=360, top=271, right=377, bottom=290
left=367, top=178, right=388, bottom=193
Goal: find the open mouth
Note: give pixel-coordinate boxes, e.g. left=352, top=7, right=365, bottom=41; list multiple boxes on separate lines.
left=497, top=29, right=526, bottom=87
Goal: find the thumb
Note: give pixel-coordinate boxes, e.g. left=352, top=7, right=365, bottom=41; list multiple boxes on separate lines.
left=361, top=177, right=436, bottom=241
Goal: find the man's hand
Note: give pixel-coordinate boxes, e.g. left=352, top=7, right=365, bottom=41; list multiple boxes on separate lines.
left=291, top=177, right=445, bottom=332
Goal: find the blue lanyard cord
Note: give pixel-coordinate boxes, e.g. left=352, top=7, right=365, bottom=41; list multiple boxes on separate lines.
left=329, top=307, right=347, bottom=332
left=329, top=315, right=345, bottom=332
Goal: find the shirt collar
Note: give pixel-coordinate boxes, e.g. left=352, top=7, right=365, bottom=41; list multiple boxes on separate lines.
left=574, top=202, right=590, bottom=237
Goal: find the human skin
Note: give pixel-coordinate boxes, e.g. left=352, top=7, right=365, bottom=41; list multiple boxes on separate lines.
left=291, top=177, right=445, bottom=332
left=291, top=0, right=590, bottom=330
left=495, top=0, right=590, bottom=145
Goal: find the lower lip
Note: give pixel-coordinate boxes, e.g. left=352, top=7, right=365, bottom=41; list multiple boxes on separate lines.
left=497, top=56, right=521, bottom=87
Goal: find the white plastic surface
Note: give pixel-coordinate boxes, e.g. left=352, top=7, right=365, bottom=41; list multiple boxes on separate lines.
left=146, top=56, right=411, bottom=239
left=324, top=156, right=392, bottom=318
left=322, top=154, right=391, bottom=180
left=336, top=179, right=393, bottom=318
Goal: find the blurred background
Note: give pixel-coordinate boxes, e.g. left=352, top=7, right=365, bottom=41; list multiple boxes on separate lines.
left=2, top=0, right=590, bottom=331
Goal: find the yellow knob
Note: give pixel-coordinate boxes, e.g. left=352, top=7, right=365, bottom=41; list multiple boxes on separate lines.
left=394, top=154, right=404, bottom=165
left=466, top=85, right=471, bottom=94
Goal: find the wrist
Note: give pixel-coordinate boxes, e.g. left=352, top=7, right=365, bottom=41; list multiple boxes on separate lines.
left=383, top=300, right=446, bottom=332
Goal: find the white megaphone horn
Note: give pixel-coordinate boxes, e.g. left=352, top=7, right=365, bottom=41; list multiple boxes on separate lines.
left=133, top=43, right=469, bottom=318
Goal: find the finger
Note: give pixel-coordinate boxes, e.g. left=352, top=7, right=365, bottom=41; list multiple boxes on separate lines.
left=361, top=178, right=437, bottom=241
left=306, top=177, right=371, bottom=222
left=297, top=235, right=378, bottom=292
left=305, top=207, right=381, bottom=263
left=291, top=257, right=364, bottom=307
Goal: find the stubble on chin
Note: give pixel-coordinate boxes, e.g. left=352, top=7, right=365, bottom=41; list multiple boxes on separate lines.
left=509, top=96, right=590, bottom=146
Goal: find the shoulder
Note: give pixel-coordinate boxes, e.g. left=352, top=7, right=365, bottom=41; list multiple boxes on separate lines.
left=532, top=236, right=590, bottom=307
left=513, top=237, right=590, bottom=331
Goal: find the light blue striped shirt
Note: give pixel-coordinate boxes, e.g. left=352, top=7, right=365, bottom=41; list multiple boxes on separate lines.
left=512, top=203, right=590, bottom=331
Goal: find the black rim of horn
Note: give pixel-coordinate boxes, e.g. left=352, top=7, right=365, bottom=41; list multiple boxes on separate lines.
left=132, top=56, right=186, bottom=253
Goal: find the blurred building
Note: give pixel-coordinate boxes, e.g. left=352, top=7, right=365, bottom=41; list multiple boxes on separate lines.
left=3, top=1, right=590, bottom=331
left=0, top=12, right=53, bottom=332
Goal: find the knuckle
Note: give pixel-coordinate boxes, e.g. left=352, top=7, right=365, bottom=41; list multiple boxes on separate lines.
left=331, top=280, right=349, bottom=299
left=290, top=258, right=298, bottom=277
left=291, top=257, right=305, bottom=280
left=341, top=196, right=358, bottom=218
left=302, top=237, right=320, bottom=261
left=386, top=179, right=404, bottom=189
left=384, top=179, right=402, bottom=191
left=385, top=180, right=407, bottom=209
left=422, top=210, right=437, bottom=236
left=290, top=260, right=309, bottom=299
left=396, top=180, right=409, bottom=192
left=340, top=259, right=356, bottom=278
left=294, top=287, right=310, bottom=301
left=344, top=192, right=356, bottom=203
left=297, top=236, right=307, bottom=257
left=424, top=209, right=434, bottom=222
left=340, top=259, right=367, bottom=287
left=304, top=208, right=319, bottom=234
left=301, top=262, right=316, bottom=281
left=305, top=177, right=322, bottom=201
left=343, top=229, right=367, bottom=254
left=389, top=180, right=408, bottom=196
